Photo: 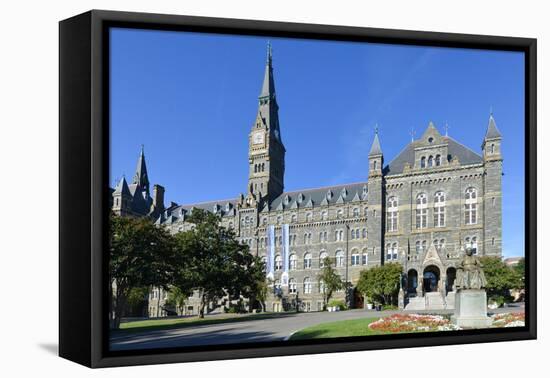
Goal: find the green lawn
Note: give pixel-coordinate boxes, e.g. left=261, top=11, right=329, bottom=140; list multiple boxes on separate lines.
left=290, top=317, right=385, bottom=340
left=115, top=312, right=291, bottom=334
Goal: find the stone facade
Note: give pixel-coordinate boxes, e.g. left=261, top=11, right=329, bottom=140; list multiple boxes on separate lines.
left=113, top=45, right=503, bottom=316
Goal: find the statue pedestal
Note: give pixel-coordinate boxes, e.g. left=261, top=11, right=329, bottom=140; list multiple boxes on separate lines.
left=451, top=289, right=492, bottom=328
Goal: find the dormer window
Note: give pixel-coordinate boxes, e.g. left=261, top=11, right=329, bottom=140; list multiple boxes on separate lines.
left=284, top=195, right=290, bottom=205
left=326, top=190, right=333, bottom=200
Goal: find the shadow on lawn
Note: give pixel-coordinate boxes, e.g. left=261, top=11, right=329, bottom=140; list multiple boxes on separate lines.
left=112, top=312, right=297, bottom=336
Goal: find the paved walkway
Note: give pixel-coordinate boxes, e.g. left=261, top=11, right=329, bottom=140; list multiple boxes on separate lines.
left=110, top=304, right=524, bottom=351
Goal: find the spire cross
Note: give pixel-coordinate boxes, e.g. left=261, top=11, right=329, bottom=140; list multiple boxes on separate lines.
left=374, top=123, right=379, bottom=135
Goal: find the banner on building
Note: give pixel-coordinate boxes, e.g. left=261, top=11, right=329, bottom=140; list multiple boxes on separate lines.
left=281, top=223, right=289, bottom=286
left=266, top=225, right=275, bottom=280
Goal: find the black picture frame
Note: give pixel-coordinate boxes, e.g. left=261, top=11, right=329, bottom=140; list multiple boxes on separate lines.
left=59, top=9, right=537, bottom=368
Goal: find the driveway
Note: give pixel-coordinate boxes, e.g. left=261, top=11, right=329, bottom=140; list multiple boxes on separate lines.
left=110, top=304, right=524, bottom=351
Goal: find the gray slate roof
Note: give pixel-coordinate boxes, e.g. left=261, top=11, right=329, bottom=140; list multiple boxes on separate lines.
left=386, top=136, right=483, bottom=176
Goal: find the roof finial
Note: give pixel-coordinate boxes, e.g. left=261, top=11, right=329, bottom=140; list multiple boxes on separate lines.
left=444, top=121, right=449, bottom=136
left=490, top=105, right=493, bottom=116
left=140, top=144, right=144, bottom=155
left=375, top=123, right=379, bottom=135
left=266, top=41, right=272, bottom=63
left=409, top=127, right=416, bottom=142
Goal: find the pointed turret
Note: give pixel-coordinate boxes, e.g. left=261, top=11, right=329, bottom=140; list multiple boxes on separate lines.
left=485, top=113, right=502, bottom=139
left=112, top=176, right=132, bottom=215
left=369, top=130, right=383, bottom=156
left=482, top=113, right=502, bottom=160
left=368, top=129, right=383, bottom=178
left=132, top=145, right=150, bottom=198
left=113, top=176, right=131, bottom=196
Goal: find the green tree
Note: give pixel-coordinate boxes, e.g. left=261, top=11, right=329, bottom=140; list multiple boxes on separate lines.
left=357, top=263, right=402, bottom=305
left=126, top=286, right=149, bottom=316
left=173, top=209, right=265, bottom=318
left=513, top=258, right=526, bottom=291
left=109, top=214, right=177, bottom=329
left=165, top=286, right=192, bottom=315
left=317, top=257, right=344, bottom=310
left=480, top=256, right=523, bottom=304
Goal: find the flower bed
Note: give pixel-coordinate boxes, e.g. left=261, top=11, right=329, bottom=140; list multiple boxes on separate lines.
left=368, top=314, right=459, bottom=333
left=367, top=312, right=525, bottom=333
left=491, top=312, right=525, bottom=328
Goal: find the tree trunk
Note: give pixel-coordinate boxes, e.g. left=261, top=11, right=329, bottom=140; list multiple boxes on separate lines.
left=198, top=291, right=207, bottom=318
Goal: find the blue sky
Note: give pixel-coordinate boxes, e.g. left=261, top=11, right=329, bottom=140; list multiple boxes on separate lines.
left=110, top=28, right=525, bottom=257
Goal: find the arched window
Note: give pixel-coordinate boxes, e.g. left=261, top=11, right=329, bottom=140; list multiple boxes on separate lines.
left=319, top=251, right=329, bottom=268
left=262, top=163, right=265, bottom=171
left=335, top=229, right=344, bottom=241
left=435, top=154, right=441, bottom=166
left=421, top=156, right=426, bottom=168
left=387, top=196, right=399, bottom=232
left=351, top=250, right=360, bottom=266
left=490, top=144, right=495, bottom=154
left=434, top=191, right=445, bottom=227
left=291, top=214, right=297, bottom=223
left=304, top=253, right=312, bottom=269
left=373, top=161, right=378, bottom=170
left=386, top=242, right=398, bottom=261
left=362, top=228, right=367, bottom=238
left=464, top=188, right=477, bottom=225
left=362, top=248, right=369, bottom=265
left=321, top=210, right=328, bottom=221
left=275, top=255, right=282, bottom=271
left=353, top=207, right=360, bottom=217
left=337, top=209, right=343, bottom=219
left=254, top=164, right=257, bottom=173
left=277, top=215, right=282, bottom=224
left=416, top=193, right=427, bottom=229
left=428, top=155, right=434, bottom=167
left=228, top=221, right=234, bottom=229
left=261, top=256, right=267, bottom=271
left=289, top=278, right=297, bottom=294
left=306, top=212, right=312, bottom=222
left=303, top=277, right=312, bottom=294
left=262, top=217, right=267, bottom=226
left=335, top=250, right=344, bottom=267
left=289, top=254, right=297, bottom=270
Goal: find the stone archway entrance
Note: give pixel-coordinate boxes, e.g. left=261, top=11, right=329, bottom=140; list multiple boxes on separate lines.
left=446, top=267, right=456, bottom=292
left=423, top=265, right=441, bottom=293
left=407, top=269, right=418, bottom=295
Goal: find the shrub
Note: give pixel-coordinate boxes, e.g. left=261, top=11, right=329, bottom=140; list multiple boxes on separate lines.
left=327, top=299, right=347, bottom=310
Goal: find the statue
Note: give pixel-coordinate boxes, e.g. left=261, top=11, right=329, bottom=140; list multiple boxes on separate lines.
left=451, top=247, right=491, bottom=328
left=455, top=247, right=487, bottom=290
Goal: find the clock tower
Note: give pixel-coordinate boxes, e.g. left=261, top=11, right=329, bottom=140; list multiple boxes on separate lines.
left=247, top=42, right=285, bottom=203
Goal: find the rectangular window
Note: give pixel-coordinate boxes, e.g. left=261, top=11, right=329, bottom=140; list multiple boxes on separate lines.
left=416, top=209, right=427, bottom=229
left=362, top=253, right=368, bottom=265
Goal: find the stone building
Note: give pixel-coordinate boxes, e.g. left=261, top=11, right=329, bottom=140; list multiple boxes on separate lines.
left=113, top=44, right=503, bottom=315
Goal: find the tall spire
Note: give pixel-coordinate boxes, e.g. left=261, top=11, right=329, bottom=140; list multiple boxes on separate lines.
left=369, top=127, right=383, bottom=156
left=133, top=145, right=150, bottom=190
left=485, top=113, right=502, bottom=139
left=259, top=41, right=276, bottom=100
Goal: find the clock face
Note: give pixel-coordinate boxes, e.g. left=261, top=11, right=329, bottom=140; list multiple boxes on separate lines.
left=253, top=132, right=264, bottom=145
